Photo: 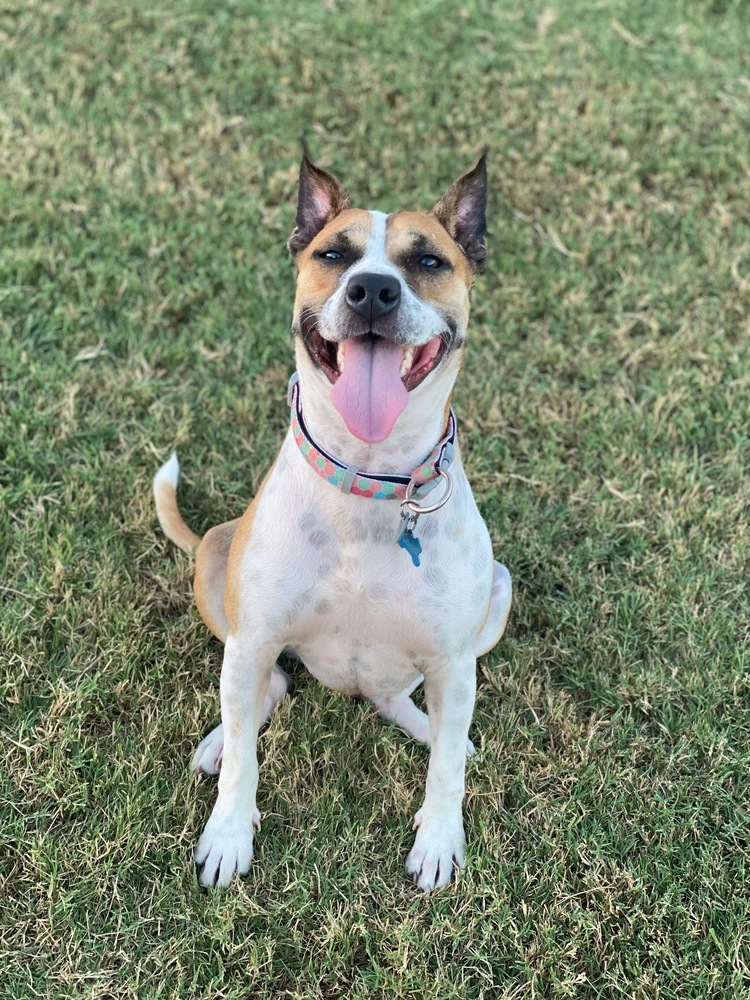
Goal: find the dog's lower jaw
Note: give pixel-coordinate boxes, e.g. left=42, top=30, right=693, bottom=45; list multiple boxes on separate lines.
left=293, top=339, right=461, bottom=475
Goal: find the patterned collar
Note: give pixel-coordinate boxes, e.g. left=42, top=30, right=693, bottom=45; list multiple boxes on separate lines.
left=287, top=373, right=457, bottom=501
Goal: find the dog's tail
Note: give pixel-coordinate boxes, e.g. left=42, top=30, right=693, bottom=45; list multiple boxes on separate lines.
left=153, top=452, right=202, bottom=553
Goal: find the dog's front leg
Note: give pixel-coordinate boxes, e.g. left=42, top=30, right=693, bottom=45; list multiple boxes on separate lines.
left=405, top=657, right=477, bottom=892
left=194, top=632, right=278, bottom=888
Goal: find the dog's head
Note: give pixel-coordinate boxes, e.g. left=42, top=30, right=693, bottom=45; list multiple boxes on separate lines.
left=288, top=153, right=488, bottom=443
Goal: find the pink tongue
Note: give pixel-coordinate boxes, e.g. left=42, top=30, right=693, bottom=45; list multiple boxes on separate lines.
left=331, top=336, right=408, bottom=443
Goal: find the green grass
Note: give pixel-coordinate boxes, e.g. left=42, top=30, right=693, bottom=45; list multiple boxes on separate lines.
left=2, top=0, right=749, bottom=996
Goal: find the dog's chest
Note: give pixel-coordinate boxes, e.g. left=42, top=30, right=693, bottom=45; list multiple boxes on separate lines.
left=291, top=546, right=430, bottom=697
left=276, top=487, right=490, bottom=699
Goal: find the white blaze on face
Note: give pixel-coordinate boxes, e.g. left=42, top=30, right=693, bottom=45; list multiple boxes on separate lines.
left=328, top=211, right=410, bottom=443
left=362, top=210, right=388, bottom=266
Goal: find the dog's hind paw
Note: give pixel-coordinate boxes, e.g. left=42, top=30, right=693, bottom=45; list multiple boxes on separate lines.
left=192, top=724, right=224, bottom=776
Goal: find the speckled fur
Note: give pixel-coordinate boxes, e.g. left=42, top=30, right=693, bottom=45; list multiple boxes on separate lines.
left=156, top=156, right=512, bottom=894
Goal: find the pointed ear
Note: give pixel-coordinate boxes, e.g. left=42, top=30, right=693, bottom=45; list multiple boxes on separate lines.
left=430, top=149, right=488, bottom=272
left=287, top=157, right=351, bottom=256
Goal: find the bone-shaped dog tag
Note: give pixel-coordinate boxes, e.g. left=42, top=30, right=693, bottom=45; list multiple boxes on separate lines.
left=398, top=528, right=423, bottom=567
left=397, top=511, right=423, bottom=567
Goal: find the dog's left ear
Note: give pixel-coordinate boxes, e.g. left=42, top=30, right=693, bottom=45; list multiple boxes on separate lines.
left=288, top=157, right=351, bottom=256
left=431, top=149, right=488, bottom=272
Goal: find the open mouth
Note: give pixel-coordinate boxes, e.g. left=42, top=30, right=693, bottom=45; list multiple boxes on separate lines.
left=299, top=316, right=455, bottom=443
left=304, top=326, right=447, bottom=392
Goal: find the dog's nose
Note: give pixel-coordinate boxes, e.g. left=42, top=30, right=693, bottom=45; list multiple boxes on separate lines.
left=345, top=272, right=401, bottom=321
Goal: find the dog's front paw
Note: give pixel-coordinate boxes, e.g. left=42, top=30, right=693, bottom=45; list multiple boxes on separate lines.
left=194, top=806, right=261, bottom=888
left=405, top=809, right=466, bottom=892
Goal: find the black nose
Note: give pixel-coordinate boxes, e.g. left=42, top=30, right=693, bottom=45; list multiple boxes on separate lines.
left=345, top=272, right=401, bottom=321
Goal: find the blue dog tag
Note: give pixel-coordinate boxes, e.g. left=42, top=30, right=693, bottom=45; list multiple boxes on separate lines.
left=398, top=528, right=422, bottom=567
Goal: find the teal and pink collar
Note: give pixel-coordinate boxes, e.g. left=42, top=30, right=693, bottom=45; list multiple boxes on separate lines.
left=287, top=372, right=456, bottom=502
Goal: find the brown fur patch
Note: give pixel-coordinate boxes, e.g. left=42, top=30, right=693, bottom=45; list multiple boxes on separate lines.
left=292, top=209, right=373, bottom=321
left=385, top=212, right=472, bottom=330
left=194, top=518, right=241, bottom=642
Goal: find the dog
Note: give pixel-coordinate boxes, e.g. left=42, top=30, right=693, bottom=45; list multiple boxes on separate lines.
left=153, top=151, right=512, bottom=892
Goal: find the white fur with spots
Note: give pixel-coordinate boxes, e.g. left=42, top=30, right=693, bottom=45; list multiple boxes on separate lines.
left=158, top=204, right=512, bottom=893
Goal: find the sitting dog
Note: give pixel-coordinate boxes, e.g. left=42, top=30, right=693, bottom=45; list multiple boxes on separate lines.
left=153, top=151, right=512, bottom=891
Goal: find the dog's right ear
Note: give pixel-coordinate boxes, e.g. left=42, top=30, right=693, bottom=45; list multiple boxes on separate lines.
left=287, top=158, right=351, bottom=257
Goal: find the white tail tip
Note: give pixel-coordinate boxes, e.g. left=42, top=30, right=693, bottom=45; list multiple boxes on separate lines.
left=154, top=450, right=179, bottom=489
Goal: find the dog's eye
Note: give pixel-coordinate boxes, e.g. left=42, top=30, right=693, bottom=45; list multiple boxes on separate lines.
left=317, top=249, right=344, bottom=261
left=420, top=254, right=443, bottom=269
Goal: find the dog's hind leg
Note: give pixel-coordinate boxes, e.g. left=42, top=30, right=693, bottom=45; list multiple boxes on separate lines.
left=192, top=666, right=292, bottom=775
left=192, top=519, right=292, bottom=776
left=474, top=561, right=512, bottom=658
left=372, top=688, right=431, bottom=745
left=372, top=677, right=475, bottom=756
left=194, top=519, right=240, bottom=643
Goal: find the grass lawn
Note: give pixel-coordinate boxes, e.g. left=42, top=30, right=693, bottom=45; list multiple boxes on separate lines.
left=2, top=0, right=749, bottom=996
